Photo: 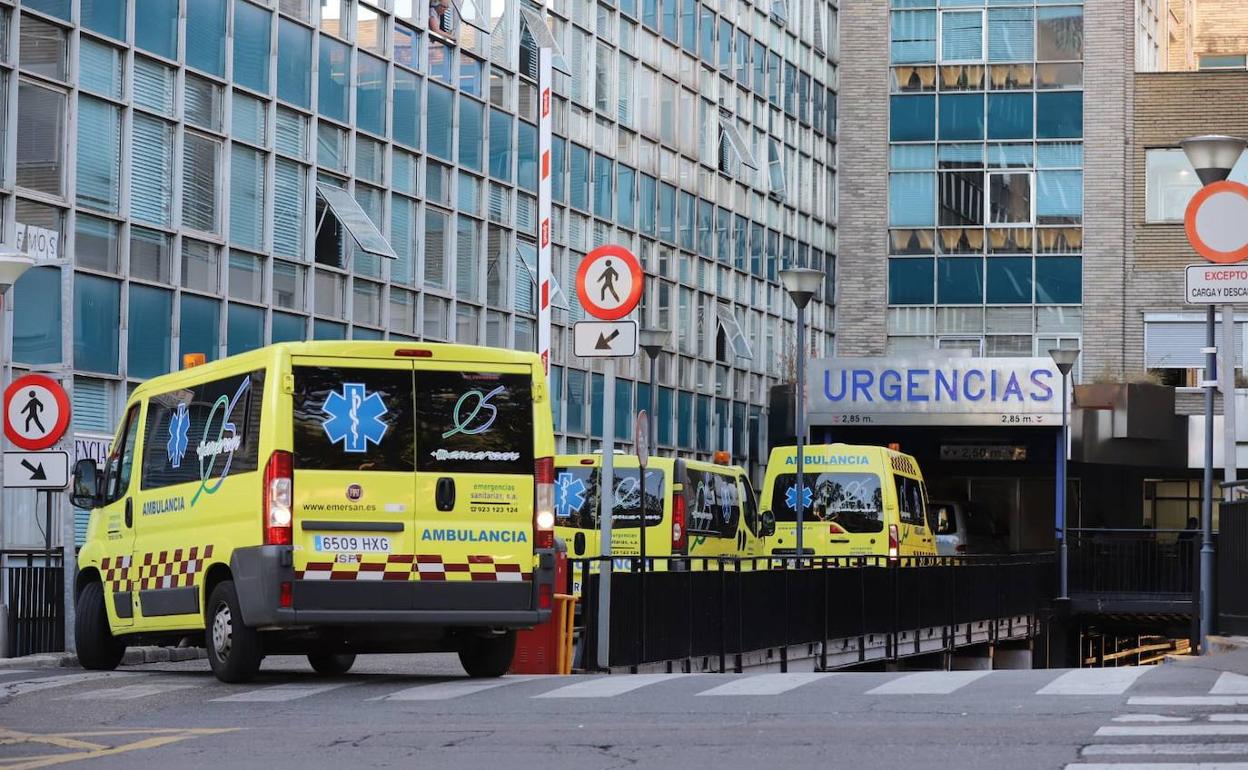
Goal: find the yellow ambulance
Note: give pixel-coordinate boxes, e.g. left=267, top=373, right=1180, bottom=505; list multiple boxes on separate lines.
left=70, top=341, right=557, bottom=683
left=759, top=443, right=935, bottom=559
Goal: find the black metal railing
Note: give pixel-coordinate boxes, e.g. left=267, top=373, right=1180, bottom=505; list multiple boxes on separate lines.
left=3, top=550, right=64, bottom=658
left=570, top=553, right=1054, bottom=670
left=1067, top=529, right=1198, bottom=598
left=1218, top=501, right=1248, bottom=634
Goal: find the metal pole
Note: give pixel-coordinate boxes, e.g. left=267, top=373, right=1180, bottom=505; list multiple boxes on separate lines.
left=795, top=305, right=806, bottom=563
left=1201, top=305, right=1216, bottom=652
left=596, top=366, right=615, bottom=670
left=1223, top=303, right=1238, bottom=495
left=1057, top=372, right=1068, bottom=600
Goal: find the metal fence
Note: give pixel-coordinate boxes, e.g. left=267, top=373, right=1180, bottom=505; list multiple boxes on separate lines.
left=3, top=550, right=64, bottom=658
left=572, top=554, right=1054, bottom=670
left=1067, top=529, right=1197, bottom=598
left=1219, top=501, right=1248, bottom=635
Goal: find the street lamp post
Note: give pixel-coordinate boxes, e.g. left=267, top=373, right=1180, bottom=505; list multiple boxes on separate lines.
left=779, top=267, right=823, bottom=564
left=639, top=329, right=668, bottom=463
left=1048, top=347, right=1080, bottom=601
left=1181, top=134, right=1248, bottom=653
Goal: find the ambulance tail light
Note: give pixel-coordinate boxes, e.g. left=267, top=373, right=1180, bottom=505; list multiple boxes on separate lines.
left=955, top=543, right=967, bottom=554
left=671, top=493, right=688, bottom=554
left=888, top=524, right=899, bottom=564
left=534, top=457, right=555, bottom=549
left=264, top=451, right=294, bottom=546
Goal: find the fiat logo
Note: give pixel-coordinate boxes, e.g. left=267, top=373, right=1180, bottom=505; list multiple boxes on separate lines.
left=346, top=484, right=363, bottom=501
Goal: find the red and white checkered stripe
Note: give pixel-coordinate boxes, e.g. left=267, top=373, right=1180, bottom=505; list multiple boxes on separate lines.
left=296, top=554, right=530, bottom=583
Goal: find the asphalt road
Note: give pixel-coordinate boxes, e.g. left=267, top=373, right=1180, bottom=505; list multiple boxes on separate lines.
left=2, top=653, right=1248, bottom=770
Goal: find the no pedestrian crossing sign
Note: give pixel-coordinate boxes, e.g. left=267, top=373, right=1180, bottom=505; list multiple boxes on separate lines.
left=3, top=374, right=70, bottom=451
left=576, top=245, right=643, bottom=321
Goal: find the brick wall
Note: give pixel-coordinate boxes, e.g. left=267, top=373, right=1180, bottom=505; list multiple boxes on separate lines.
left=1167, top=0, right=1248, bottom=70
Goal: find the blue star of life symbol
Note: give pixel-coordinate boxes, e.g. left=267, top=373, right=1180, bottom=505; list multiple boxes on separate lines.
left=321, top=383, right=389, bottom=453
left=785, top=484, right=813, bottom=513
left=167, top=403, right=190, bottom=468
left=554, top=472, right=587, bottom=519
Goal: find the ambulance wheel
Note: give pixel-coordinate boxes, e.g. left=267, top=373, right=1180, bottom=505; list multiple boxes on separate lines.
left=308, top=653, right=356, bottom=675
left=76, top=581, right=124, bottom=670
left=458, top=631, right=516, bottom=678
left=206, top=581, right=262, bottom=683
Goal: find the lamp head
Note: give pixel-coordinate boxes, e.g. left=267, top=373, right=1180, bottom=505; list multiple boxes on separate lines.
left=1181, top=135, right=1248, bottom=185
left=638, top=328, right=669, bottom=359
left=1048, top=347, right=1081, bottom=376
left=0, top=250, right=33, bottom=294
left=779, top=267, right=823, bottom=310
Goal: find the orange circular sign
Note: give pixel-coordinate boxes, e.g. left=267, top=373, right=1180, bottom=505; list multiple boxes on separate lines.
left=576, top=245, right=643, bottom=320
left=1185, top=180, right=1248, bottom=264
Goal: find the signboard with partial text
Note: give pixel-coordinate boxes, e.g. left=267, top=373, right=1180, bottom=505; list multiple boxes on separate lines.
left=1186, top=263, right=1248, bottom=304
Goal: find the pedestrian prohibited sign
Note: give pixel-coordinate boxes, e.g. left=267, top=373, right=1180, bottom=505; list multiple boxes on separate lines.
left=576, top=245, right=643, bottom=321
left=3, top=374, right=70, bottom=451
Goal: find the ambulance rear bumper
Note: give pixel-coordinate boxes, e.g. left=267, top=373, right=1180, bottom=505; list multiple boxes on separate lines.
left=232, top=546, right=554, bottom=629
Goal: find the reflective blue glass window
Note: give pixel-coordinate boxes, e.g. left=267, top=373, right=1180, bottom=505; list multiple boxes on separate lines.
left=135, top=0, right=178, bottom=58
left=937, top=257, right=983, bottom=304
left=272, top=312, right=306, bottom=342
left=620, top=0, right=636, bottom=19
left=233, top=0, right=271, bottom=93
left=699, top=8, right=714, bottom=63
left=26, top=0, right=70, bottom=20
left=698, top=199, right=714, bottom=258
left=642, top=0, right=658, bottom=30
left=518, top=121, right=537, bottom=192
left=230, top=145, right=264, bottom=250
left=318, top=35, right=349, bottom=122
left=569, top=144, right=590, bottom=211
left=594, top=154, right=613, bottom=220
left=987, top=93, right=1032, bottom=139
left=395, top=24, right=420, bottom=68
left=128, top=284, right=171, bottom=378
left=226, top=304, right=263, bottom=355
left=677, top=391, right=693, bottom=447
left=354, top=327, right=383, bottom=340
left=180, top=295, right=219, bottom=362
left=989, top=143, right=1033, bottom=168
left=551, top=138, right=566, bottom=202
left=486, top=107, right=510, bottom=180
left=1037, top=6, right=1083, bottom=61
left=187, top=0, right=227, bottom=76
left=681, top=0, right=697, bottom=53
left=426, top=83, right=454, bottom=160
left=890, top=10, right=936, bottom=64
left=988, top=8, right=1032, bottom=61
left=939, top=94, right=985, bottom=140
left=314, top=319, right=347, bottom=340
left=695, top=395, right=709, bottom=450
left=1036, top=92, right=1083, bottom=139
left=83, top=0, right=126, bottom=40
left=615, top=380, right=633, bottom=441
left=659, top=183, right=676, bottom=243
left=889, top=172, right=936, bottom=227
left=75, top=275, right=120, bottom=374
left=77, top=96, right=121, bottom=213
left=891, top=144, right=936, bottom=169
left=566, top=369, right=586, bottom=433
left=658, top=387, right=674, bottom=446
left=12, top=267, right=61, bottom=365
left=1037, top=170, right=1083, bottom=223
left=941, top=10, right=983, bottom=61
left=590, top=373, right=604, bottom=438
left=1035, top=257, right=1081, bottom=303
left=459, top=98, right=485, bottom=172
left=1037, top=142, right=1083, bottom=168
left=678, top=191, right=695, bottom=251
left=986, top=257, right=1031, bottom=304
left=355, top=53, right=387, bottom=135
left=277, top=20, right=312, bottom=107
left=638, top=173, right=656, bottom=235
left=550, top=366, right=564, bottom=432
left=661, top=0, right=678, bottom=43
left=392, top=69, right=420, bottom=148
left=890, top=95, right=935, bottom=142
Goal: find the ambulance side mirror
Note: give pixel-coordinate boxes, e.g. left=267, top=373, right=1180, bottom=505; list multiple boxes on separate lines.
left=760, top=509, right=776, bottom=538
left=70, top=460, right=102, bottom=510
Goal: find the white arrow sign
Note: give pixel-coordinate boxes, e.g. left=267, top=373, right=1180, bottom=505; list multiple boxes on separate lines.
left=3, top=451, right=70, bottom=489
left=573, top=320, right=639, bottom=358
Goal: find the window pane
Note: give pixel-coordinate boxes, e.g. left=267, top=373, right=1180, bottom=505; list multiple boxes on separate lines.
left=16, top=81, right=65, bottom=196
left=184, top=74, right=223, bottom=131
left=313, top=319, right=346, bottom=339
left=518, top=120, right=537, bottom=192
left=987, top=93, right=1032, bottom=139
left=230, top=147, right=265, bottom=249
left=1037, top=169, right=1082, bottom=224
left=988, top=172, right=1031, bottom=224
left=595, top=154, right=614, bottom=220
left=135, top=0, right=178, bottom=58
left=988, top=8, right=1031, bottom=61
left=941, top=11, right=983, bottom=61
left=76, top=96, right=121, bottom=212
left=891, top=10, right=936, bottom=64
left=393, top=69, right=420, bottom=148
left=12, top=267, right=61, bottom=365
left=233, top=0, right=271, bottom=93
left=79, top=38, right=123, bottom=98
left=25, top=0, right=70, bottom=21
left=318, top=35, right=349, bottom=122
left=1036, top=6, right=1082, bottom=61
left=227, top=303, right=264, bottom=355
left=182, top=239, right=220, bottom=291
left=127, top=284, right=172, bottom=378
left=937, top=257, right=983, bottom=304
left=130, top=115, right=174, bottom=226
left=277, top=18, right=312, bottom=107
left=569, top=144, right=590, bottom=211
left=272, top=259, right=305, bottom=309
left=986, top=257, right=1031, bottom=304
left=276, top=107, right=308, bottom=158
left=487, top=107, right=512, bottom=180
left=130, top=227, right=172, bottom=283
left=182, top=133, right=220, bottom=232
left=456, top=215, right=479, bottom=300
left=355, top=53, right=387, bottom=135
left=273, top=159, right=306, bottom=258
left=20, top=16, right=67, bottom=81
left=459, top=97, right=484, bottom=172
left=939, top=93, right=984, bottom=141
left=186, top=0, right=227, bottom=76
left=426, top=83, right=454, bottom=160
left=74, top=274, right=121, bottom=373
left=272, top=312, right=306, bottom=342
left=232, top=92, right=266, bottom=147
left=134, top=56, right=175, bottom=115
left=1035, top=256, right=1081, bottom=303
left=888, top=258, right=934, bottom=304
left=424, top=208, right=448, bottom=289
left=228, top=251, right=264, bottom=302
left=1146, top=148, right=1202, bottom=223
left=889, top=172, right=936, bottom=227
left=75, top=213, right=119, bottom=272
left=1036, top=92, right=1082, bottom=138
left=890, top=95, right=935, bottom=142
left=83, top=0, right=126, bottom=37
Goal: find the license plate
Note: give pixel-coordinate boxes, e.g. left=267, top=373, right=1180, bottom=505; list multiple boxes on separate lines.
left=313, top=535, right=392, bottom=553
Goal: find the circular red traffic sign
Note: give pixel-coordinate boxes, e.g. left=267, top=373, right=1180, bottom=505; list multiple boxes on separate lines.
left=4, top=374, right=70, bottom=450
left=576, top=245, right=643, bottom=321
left=1185, top=180, right=1248, bottom=265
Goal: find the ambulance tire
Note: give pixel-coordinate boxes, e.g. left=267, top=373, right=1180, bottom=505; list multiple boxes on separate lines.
left=76, top=581, right=124, bottom=671
left=457, top=631, right=516, bottom=678
left=307, top=653, right=356, bottom=675
left=206, top=581, right=263, bottom=683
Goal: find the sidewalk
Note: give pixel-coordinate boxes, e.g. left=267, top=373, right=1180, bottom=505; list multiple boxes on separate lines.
left=0, top=646, right=207, bottom=669
left=1165, top=636, right=1248, bottom=676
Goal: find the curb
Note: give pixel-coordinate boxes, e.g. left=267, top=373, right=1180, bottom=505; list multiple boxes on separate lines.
left=0, top=646, right=208, bottom=669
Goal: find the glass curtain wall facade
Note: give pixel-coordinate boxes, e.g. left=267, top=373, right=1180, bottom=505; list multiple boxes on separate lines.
left=4, top=0, right=837, bottom=463
left=885, top=0, right=1082, bottom=358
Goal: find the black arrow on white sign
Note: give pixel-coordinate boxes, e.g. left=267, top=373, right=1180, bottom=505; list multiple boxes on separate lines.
left=595, top=329, right=621, bottom=350
left=20, top=459, right=46, bottom=481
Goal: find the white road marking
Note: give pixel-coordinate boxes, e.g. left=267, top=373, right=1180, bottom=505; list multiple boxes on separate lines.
left=374, top=676, right=539, bottom=701
left=866, top=671, right=992, bottom=695
left=1067, top=764, right=1248, bottom=770
left=534, top=674, right=687, bottom=699
left=0, top=669, right=34, bottom=677
left=1111, top=714, right=1193, bottom=723
left=1096, top=725, right=1248, bottom=737
left=0, top=672, right=130, bottom=697
left=1208, top=714, right=1248, bottom=722
left=696, top=673, right=832, bottom=697
left=1213, top=673, right=1248, bottom=694
left=1037, top=667, right=1150, bottom=696
left=1083, top=743, right=1248, bottom=756
left=1131, top=697, right=1248, bottom=707
left=210, top=683, right=349, bottom=702
left=62, top=682, right=200, bottom=700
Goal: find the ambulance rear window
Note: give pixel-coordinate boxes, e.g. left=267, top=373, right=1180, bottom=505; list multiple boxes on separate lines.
left=553, top=466, right=664, bottom=530
left=415, top=370, right=534, bottom=474
left=292, top=366, right=416, bottom=472
left=771, top=472, right=884, bottom=533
